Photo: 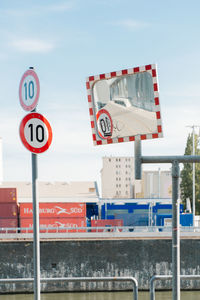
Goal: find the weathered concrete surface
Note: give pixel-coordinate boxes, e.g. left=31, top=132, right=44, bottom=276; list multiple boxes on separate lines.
left=0, top=239, right=200, bottom=293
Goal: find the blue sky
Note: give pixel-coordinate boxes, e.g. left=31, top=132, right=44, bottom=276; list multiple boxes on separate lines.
left=0, top=0, right=200, bottom=187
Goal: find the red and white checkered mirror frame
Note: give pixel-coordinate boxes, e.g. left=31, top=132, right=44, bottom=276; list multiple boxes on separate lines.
left=86, top=63, right=163, bottom=146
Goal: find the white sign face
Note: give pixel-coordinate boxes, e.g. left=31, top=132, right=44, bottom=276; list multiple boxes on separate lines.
left=96, top=109, right=113, bottom=139
left=19, top=113, right=52, bottom=154
left=86, top=64, right=163, bottom=146
left=19, top=69, right=40, bottom=111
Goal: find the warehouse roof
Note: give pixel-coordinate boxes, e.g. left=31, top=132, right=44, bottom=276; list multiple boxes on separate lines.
left=0, top=181, right=99, bottom=203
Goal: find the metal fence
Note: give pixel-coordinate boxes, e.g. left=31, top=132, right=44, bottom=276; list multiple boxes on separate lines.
left=0, top=276, right=138, bottom=300
left=150, top=275, right=200, bottom=300
left=0, top=226, right=200, bottom=239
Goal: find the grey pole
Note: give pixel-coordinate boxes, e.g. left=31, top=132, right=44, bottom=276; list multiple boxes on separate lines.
left=192, top=126, right=195, bottom=226
left=171, top=160, right=180, bottom=300
left=32, top=153, right=40, bottom=300
left=134, top=139, right=142, bottom=180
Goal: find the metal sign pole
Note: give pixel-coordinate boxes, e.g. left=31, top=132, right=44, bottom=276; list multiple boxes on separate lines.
left=32, top=153, right=40, bottom=300
left=172, top=161, right=180, bottom=300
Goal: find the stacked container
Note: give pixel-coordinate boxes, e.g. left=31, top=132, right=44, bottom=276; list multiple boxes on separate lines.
left=0, top=188, right=18, bottom=232
left=19, top=202, right=86, bottom=233
left=91, top=219, right=123, bottom=232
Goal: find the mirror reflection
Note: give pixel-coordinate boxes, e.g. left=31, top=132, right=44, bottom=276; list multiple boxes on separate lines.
left=92, top=72, right=157, bottom=139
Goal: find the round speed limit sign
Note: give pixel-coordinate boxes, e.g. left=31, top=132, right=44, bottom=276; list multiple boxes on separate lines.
left=96, top=109, right=113, bottom=139
left=19, top=69, right=40, bottom=111
left=19, top=113, right=52, bottom=154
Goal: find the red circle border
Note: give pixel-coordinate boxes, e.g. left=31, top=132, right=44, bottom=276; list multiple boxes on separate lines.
left=19, top=113, right=52, bottom=154
left=19, top=69, right=40, bottom=112
left=96, top=109, right=113, bottom=139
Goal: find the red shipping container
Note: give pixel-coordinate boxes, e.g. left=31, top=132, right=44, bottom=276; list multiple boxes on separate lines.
left=20, top=203, right=86, bottom=218
left=91, top=219, right=123, bottom=232
left=0, top=188, right=17, bottom=203
left=0, top=218, right=18, bottom=233
left=20, top=217, right=86, bottom=233
left=0, top=203, right=18, bottom=218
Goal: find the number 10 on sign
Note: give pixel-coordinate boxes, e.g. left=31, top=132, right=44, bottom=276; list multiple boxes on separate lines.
left=19, top=113, right=52, bottom=154
left=19, top=69, right=40, bottom=112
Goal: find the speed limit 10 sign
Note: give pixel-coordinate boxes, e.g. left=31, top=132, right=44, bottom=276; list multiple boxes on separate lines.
left=19, top=69, right=40, bottom=111
left=19, top=112, right=52, bottom=154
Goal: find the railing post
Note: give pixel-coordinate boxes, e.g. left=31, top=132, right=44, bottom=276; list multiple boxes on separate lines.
left=150, top=276, right=156, bottom=300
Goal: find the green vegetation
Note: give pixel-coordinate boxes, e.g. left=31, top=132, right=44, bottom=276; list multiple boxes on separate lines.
left=180, top=133, right=200, bottom=214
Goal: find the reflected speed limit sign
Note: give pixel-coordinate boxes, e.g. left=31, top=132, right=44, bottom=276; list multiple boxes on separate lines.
left=19, top=113, right=52, bottom=154
left=19, top=69, right=40, bottom=111
left=96, top=109, right=113, bottom=139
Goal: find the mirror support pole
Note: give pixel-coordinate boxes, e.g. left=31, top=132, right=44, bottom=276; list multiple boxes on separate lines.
left=134, top=139, right=142, bottom=180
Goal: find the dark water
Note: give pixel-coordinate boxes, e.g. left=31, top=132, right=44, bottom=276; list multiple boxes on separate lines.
left=1, top=291, right=200, bottom=300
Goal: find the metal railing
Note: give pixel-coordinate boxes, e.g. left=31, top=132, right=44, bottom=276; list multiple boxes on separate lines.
left=0, top=276, right=138, bottom=300
left=150, top=275, right=200, bottom=300
left=1, top=225, right=200, bottom=239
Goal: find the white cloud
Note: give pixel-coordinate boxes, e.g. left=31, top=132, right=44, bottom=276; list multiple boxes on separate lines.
left=11, top=38, right=55, bottom=53
left=47, top=2, right=74, bottom=12
left=114, top=19, right=149, bottom=30
left=2, top=2, right=74, bottom=16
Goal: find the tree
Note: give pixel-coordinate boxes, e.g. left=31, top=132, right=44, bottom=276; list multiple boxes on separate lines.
left=180, top=133, right=200, bottom=215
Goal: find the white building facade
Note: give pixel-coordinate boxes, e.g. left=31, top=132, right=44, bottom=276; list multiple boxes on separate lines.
left=101, top=156, right=172, bottom=199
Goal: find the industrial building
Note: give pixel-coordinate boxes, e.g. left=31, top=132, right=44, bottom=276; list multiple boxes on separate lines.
left=101, top=156, right=172, bottom=199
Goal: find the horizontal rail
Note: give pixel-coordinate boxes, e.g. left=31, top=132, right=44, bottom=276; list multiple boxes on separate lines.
left=150, top=275, right=200, bottom=300
left=0, top=276, right=138, bottom=300
left=1, top=226, right=200, bottom=240
left=142, top=155, right=200, bottom=164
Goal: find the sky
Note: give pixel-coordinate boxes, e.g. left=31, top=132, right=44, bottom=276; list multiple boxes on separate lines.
left=0, top=0, right=200, bottom=191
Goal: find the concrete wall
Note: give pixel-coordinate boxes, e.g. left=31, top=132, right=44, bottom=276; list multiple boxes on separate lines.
left=0, top=239, right=200, bottom=293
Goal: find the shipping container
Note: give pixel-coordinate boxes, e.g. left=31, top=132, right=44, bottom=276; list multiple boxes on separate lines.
left=19, top=202, right=86, bottom=218
left=0, top=202, right=18, bottom=218
left=0, top=218, right=18, bottom=233
left=180, top=213, right=193, bottom=226
left=153, top=203, right=184, bottom=214
left=0, top=188, right=17, bottom=203
left=115, top=213, right=149, bottom=226
left=86, top=203, right=98, bottom=219
left=91, top=219, right=123, bottom=232
left=101, top=203, right=184, bottom=219
left=156, top=213, right=193, bottom=227
left=20, top=217, right=86, bottom=233
left=101, top=203, right=150, bottom=219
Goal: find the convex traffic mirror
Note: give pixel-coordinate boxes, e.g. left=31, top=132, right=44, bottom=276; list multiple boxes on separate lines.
left=86, top=64, right=163, bottom=146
